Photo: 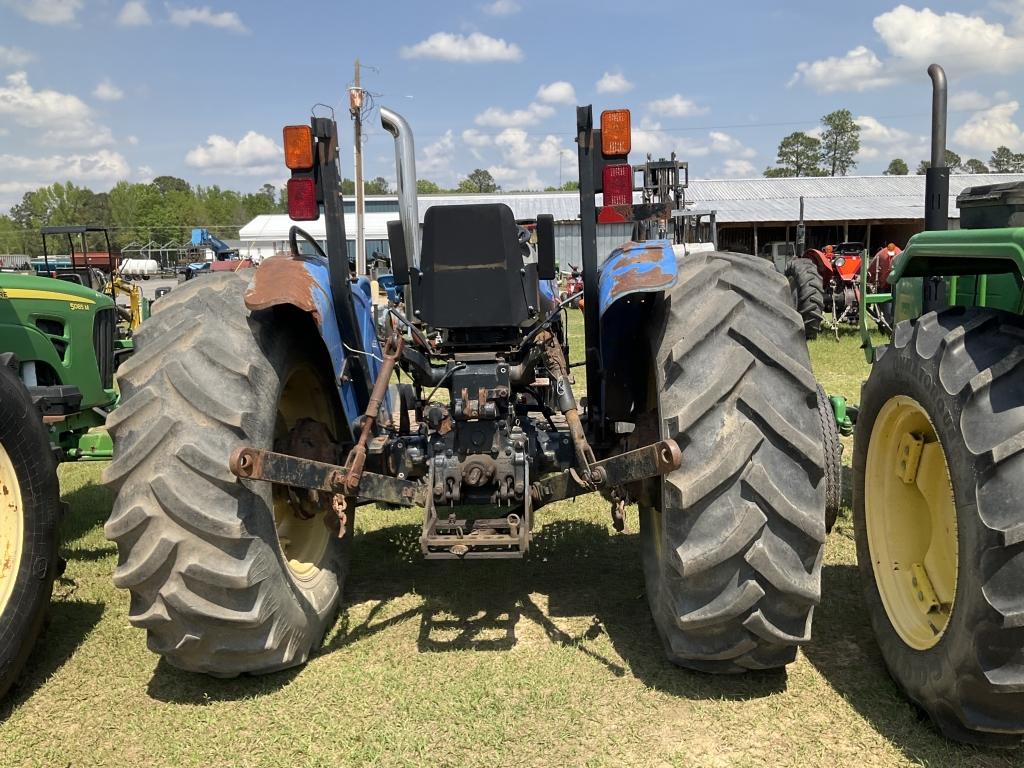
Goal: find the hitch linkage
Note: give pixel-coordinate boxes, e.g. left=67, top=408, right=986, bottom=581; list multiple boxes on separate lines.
left=228, top=439, right=681, bottom=515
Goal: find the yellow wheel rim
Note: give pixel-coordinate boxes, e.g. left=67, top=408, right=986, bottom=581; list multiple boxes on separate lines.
left=865, top=395, right=958, bottom=650
left=0, top=442, right=25, bottom=616
left=273, top=364, right=335, bottom=583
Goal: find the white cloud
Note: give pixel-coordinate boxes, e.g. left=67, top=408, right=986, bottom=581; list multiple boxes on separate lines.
left=482, top=0, right=520, bottom=15
left=93, top=79, right=124, bottom=102
left=487, top=164, right=544, bottom=191
left=950, top=90, right=992, bottom=112
left=855, top=115, right=910, bottom=145
left=461, top=128, right=491, bottom=161
left=708, top=131, right=755, bottom=159
left=874, top=5, right=1024, bottom=73
left=630, top=118, right=710, bottom=159
left=0, top=46, right=34, bottom=68
left=954, top=101, right=1023, bottom=152
left=854, top=114, right=926, bottom=164
left=629, top=118, right=755, bottom=169
left=536, top=81, right=576, bottom=106
left=127, top=135, right=139, bottom=145
left=0, top=71, right=113, bottom=147
left=168, top=5, right=248, bottom=34
left=648, top=94, right=708, bottom=118
left=461, top=128, right=492, bottom=148
left=596, top=71, right=633, bottom=94
left=493, top=128, right=573, bottom=170
left=630, top=119, right=678, bottom=158
left=474, top=102, right=554, bottom=127
left=185, top=131, right=280, bottom=175
left=117, top=1, right=151, bottom=26
left=721, top=159, right=756, bottom=178
left=418, top=129, right=455, bottom=179
left=3, top=0, right=82, bottom=25
left=136, top=164, right=154, bottom=182
left=793, top=6, right=1024, bottom=93
left=789, top=46, right=894, bottom=93
left=0, top=149, right=130, bottom=187
left=400, top=32, right=523, bottom=62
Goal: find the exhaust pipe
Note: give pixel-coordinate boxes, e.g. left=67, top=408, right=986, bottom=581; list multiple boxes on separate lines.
left=380, top=107, right=421, bottom=267
left=924, top=64, right=949, bottom=231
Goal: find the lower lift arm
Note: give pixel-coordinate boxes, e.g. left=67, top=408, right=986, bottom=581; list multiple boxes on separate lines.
left=228, top=439, right=681, bottom=510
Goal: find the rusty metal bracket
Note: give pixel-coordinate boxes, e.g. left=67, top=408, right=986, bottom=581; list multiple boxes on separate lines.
left=342, top=331, right=404, bottom=493
left=229, top=446, right=427, bottom=508
left=530, top=439, right=681, bottom=509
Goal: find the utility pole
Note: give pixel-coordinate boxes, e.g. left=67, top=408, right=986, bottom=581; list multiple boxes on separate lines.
left=349, top=59, right=366, bottom=276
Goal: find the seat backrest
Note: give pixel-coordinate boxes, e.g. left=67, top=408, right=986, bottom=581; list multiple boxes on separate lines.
left=416, top=203, right=536, bottom=329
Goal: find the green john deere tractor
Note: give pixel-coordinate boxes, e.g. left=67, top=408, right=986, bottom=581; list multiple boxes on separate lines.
left=0, top=226, right=148, bottom=460
left=854, top=64, right=1024, bottom=746
left=0, top=270, right=120, bottom=460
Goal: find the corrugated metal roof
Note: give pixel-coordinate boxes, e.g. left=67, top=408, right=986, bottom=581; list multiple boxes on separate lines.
left=420, top=175, right=1024, bottom=223
left=684, top=174, right=1024, bottom=223
left=240, top=174, right=1024, bottom=239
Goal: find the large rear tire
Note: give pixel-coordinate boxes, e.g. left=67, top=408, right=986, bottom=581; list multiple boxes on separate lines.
left=0, top=362, right=61, bottom=700
left=104, top=272, right=351, bottom=676
left=854, top=308, right=1024, bottom=746
left=641, top=251, right=826, bottom=672
left=785, top=258, right=824, bottom=340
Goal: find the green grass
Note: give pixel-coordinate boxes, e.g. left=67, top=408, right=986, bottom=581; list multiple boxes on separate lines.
left=1, top=323, right=1019, bottom=767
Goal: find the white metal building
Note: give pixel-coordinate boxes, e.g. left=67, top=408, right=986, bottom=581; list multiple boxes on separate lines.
left=238, top=173, right=1024, bottom=264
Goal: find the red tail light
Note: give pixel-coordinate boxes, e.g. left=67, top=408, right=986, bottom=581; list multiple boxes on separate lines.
left=602, top=164, right=632, bottom=207
left=287, top=178, right=318, bottom=220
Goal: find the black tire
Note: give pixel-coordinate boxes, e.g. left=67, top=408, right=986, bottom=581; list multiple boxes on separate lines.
left=104, top=272, right=352, bottom=677
left=641, top=251, right=826, bottom=673
left=785, top=258, right=824, bottom=340
left=854, top=308, right=1024, bottom=746
left=817, top=384, right=842, bottom=533
left=0, top=363, right=61, bottom=700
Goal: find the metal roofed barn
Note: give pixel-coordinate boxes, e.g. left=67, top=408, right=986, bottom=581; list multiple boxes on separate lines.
left=238, top=173, right=1024, bottom=266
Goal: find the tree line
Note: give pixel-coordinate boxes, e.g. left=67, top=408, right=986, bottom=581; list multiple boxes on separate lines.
left=0, top=168, right=583, bottom=255
left=0, top=177, right=285, bottom=256
left=885, top=147, right=1024, bottom=176
left=764, top=109, right=1019, bottom=177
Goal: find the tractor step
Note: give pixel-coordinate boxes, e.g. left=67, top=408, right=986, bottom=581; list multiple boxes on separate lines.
left=421, top=511, right=529, bottom=560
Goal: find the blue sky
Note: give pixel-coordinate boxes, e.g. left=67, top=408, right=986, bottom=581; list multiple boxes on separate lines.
left=2, top=0, right=1024, bottom=210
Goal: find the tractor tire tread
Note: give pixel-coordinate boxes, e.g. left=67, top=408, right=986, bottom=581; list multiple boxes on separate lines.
left=854, top=307, right=1024, bottom=745
left=643, top=251, right=825, bottom=674
left=785, top=258, right=825, bottom=340
left=104, top=271, right=343, bottom=677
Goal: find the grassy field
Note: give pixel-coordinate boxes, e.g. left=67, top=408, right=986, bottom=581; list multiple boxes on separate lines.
left=1, top=322, right=1020, bottom=767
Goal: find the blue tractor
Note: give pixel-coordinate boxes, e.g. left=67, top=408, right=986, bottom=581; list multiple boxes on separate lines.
left=103, top=105, right=826, bottom=678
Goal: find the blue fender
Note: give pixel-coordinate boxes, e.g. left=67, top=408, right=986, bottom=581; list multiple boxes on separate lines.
left=597, top=239, right=678, bottom=317
left=244, top=254, right=388, bottom=434
left=595, top=240, right=678, bottom=421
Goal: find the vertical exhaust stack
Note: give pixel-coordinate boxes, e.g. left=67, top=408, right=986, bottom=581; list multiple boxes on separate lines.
left=924, top=64, right=949, bottom=231
left=380, top=107, right=421, bottom=268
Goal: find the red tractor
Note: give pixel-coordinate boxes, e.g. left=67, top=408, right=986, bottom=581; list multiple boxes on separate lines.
left=559, top=264, right=584, bottom=308
left=801, top=242, right=863, bottom=324
left=791, top=242, right=891, bottom=336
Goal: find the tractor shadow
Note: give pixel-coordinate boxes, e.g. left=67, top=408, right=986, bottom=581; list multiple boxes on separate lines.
left=146, top=660, right=302, bottom=705
left=324, top=515, right=787, bottom=703
left=0, top=600, right=104, bottom=723
left=803, top=561, right=1019, bottom=766
left=2, top=478, right=113, bottom=721
left=59, top=477, right=118, bottom=562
